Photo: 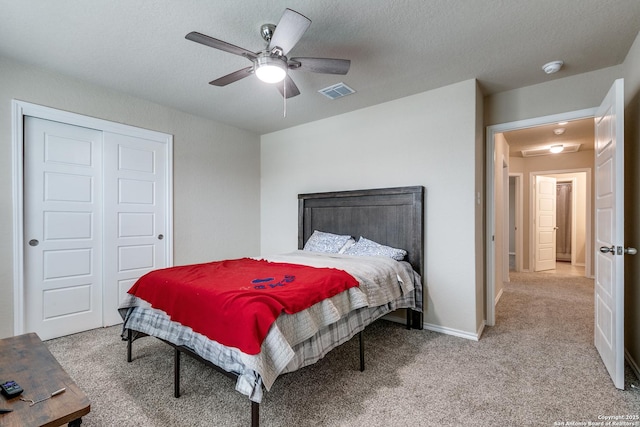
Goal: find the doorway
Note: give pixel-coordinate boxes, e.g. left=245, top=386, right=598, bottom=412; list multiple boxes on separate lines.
left=509, top=168, right=593, bottom=277
left=556, top=181, right=573, bottom=262
left=485, top=107, right=596, bottom=326
left=508, top=174, right=523, bottom=273
left=487, top=80, right=627, bottom=391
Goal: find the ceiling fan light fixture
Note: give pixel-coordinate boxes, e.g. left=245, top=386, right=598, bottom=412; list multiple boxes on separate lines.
left=255, top=55, right=287, bottom=83
left=550, top=144, right=564, bottom=154
left=187, top=9, right=349, bottom=99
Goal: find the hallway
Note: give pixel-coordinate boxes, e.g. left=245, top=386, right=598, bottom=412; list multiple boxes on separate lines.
left=509, top=255, right=586, bottom=278
left=538, top=260, right=585, bottom=277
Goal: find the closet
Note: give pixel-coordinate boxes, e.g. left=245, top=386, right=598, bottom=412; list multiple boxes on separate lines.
left=18, top=106, right=172, bottom=340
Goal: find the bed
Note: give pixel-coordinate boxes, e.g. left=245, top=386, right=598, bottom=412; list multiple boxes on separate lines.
left=120, top=186, right=424, bottom=426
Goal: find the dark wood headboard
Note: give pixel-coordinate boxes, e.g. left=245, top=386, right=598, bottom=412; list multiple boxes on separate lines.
left=297, top=186, right=424, bottom=277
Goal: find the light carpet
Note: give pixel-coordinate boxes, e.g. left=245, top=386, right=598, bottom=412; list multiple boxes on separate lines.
left=46, top=271, right=640, bottom=426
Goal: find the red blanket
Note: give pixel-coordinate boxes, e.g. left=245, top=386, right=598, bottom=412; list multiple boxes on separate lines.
left=128, top=258, right=359, bottom=355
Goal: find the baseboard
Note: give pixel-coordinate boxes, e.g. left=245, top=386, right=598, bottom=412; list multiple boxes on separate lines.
left=385, top=314, right=481, bottom=341
left=625, top=347, right=640, bottom=382
left=423, top=322, right=481, bottom=341
left=495, top=287, right=504, bottom=305
left=476, top=321, right=486, bottom=339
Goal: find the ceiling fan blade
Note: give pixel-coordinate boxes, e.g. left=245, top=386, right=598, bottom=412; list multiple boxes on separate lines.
left=276, top=75, right=301, bottom=98
left=289, top=57, right=351, bottom=75
left=209, top=67, right=254, bottom=86
left=268, top=9, right=311, bottom=56
left=186, top=32, right=257, bottom=60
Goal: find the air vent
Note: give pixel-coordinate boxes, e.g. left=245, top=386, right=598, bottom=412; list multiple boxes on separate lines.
left=318, top=82, right=355, bottom=100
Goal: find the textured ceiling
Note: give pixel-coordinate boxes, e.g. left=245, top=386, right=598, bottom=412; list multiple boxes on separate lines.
left=1, top=1, right=639, bottom=135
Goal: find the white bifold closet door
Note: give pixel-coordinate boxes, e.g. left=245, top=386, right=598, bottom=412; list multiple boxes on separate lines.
left=24, top=117, right=167, bottom=340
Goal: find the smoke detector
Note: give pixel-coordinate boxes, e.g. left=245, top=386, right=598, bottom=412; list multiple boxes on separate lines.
left=542, top=60, right=564, bottom=74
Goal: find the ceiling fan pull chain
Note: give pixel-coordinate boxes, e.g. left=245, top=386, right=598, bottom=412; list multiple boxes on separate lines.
left=283, top=80, right=287, bottom=117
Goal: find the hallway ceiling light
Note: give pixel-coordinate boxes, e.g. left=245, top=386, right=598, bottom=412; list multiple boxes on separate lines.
left=553, top=128, right=566, bottom=135
left=550, top=144, right=564, bottom=154
left=521, top=142, right=581, bottom=157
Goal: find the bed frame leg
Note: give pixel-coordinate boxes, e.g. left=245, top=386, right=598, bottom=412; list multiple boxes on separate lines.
left=412, top=310, right=423, bottom=330
left=251, top=401, right=259, bottom=427
left=174, top=348, right=181, bottom=398
left=127, top=329, right=133, bottom=362
left=359, top=331, right=365, bottom=372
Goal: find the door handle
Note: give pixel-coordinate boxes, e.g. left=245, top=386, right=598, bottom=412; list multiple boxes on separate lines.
left=28, top=239, right=39, bottom=247
left=600, top=246, right=637, bottom=255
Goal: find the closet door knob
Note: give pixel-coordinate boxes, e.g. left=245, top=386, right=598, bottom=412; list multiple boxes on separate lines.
left=28, top=239, right=39, bottom=247
left=599, top=246, right=615, bottom=254
left=158, top=234, right=164, bottom=240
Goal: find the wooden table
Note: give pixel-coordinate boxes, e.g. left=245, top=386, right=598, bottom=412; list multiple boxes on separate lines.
left=0, top=333, right=90, bottom=426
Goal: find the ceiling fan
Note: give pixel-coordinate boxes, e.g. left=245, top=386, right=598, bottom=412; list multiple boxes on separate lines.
left=185, top=8, right=351, bottom=98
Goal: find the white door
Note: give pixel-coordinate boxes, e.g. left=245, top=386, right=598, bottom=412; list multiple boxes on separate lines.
left=534, top=175, right=557, bottom=271
left=594, top=79, right=626, bottom=390
left=24, top=117, right=104, bottom=340
left=102, top=132, right=168, bottom=325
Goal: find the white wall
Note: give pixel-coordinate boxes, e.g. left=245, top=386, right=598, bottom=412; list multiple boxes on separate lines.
left=485, top=66, right=623, bottom=127
left=0, top=56, right=262, bottom=339
left=473, top=83, right=485, bottom=333
left=261, top=79, right=483, bottom=337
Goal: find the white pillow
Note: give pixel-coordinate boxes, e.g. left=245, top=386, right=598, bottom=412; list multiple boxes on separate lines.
left=344, top=236, right=407, bottom=261
left=303, top=230, right=354, bottom=254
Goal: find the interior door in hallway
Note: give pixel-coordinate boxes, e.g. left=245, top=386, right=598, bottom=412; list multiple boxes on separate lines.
left=534, top=175, right=557, bottom=271
left=594, top=78, right=625, bottom=390
left=24, top=117, right=104, bottom=340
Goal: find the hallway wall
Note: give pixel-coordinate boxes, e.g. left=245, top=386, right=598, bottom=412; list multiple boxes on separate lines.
left=508, top=151, right=593, bottom=273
